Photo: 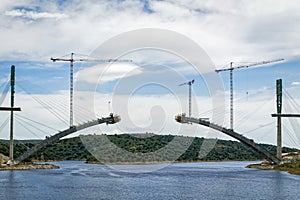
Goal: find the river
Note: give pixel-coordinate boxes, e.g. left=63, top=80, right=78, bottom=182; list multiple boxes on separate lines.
left=0, top=161, right=299, bottom=200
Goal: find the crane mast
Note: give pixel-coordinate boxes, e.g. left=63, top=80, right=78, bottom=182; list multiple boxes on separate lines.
left=179, top=79, right=195, bottom=118
left=215, top=58, right=284, bottom=130
left=51, top=53, right=132, bottom=127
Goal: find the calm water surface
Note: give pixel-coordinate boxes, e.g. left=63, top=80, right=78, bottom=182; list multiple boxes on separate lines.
left=0, top=161, right=299, bottom=200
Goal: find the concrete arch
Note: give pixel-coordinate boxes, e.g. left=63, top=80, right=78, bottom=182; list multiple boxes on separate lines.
left=14, top=114, right=120, bottom=163
left=175, top=114, right=281, bottom=164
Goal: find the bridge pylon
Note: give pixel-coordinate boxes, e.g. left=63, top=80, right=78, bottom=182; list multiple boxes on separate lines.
left=0, top=65, right=21, bottom=165
left=271, top=79, right=300, bottom=163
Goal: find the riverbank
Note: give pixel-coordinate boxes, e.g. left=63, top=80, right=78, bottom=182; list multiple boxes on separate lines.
left=0, top=163, right=59, bottom=170
left=86, top=159, right=261, bottom=165
left=273, top=161, right=300, bottom=175
left=247, top=152, right=300, bottom=175
left=247, top=162, right=300, bottom=175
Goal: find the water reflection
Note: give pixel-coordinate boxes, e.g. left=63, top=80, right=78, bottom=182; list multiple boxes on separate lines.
left=6, top=171, right=17, bottom=199
left=274, top=171, right=284, bottom=199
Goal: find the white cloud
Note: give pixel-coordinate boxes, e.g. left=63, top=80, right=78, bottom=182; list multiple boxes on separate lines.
left=291, top=81, right=300, bottom=86
left=75, top=63, right=143, bottom=84
left=0, top=0, right=299, bottom=63
left=4, top=9, right=68, bottom=20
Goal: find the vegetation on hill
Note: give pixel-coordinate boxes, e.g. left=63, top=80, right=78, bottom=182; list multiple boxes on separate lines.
left=0, top=134, right=298, bottom=163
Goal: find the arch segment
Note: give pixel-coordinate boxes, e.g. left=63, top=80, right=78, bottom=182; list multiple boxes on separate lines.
left=14, top=114, right=120, bottom=163
left=175, top=114, right=280, bottom=164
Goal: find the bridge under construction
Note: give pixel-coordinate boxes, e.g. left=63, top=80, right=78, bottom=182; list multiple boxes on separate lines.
left=175, top=114, right=281, bottom=164
left=1, top=57, right=298, bottom=166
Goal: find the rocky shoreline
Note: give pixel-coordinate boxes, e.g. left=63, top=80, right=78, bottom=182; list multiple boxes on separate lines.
left=246, top=162, right=275, bottom=170
left=0, top=163, right=59, bottom=170
left=247, top=152, right=300, bottom=175
left=1, top=153, right=59, bottom=170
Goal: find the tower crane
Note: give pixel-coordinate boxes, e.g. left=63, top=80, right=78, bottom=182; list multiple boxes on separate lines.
left=215, top=58, right=284, bottom=130
left=179, top=79, right=195, bottom=118
left=51, top=53, right=132, bottom=127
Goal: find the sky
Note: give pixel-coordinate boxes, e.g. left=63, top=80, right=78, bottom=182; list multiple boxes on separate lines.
left=0, top=0, right=300, bottom=149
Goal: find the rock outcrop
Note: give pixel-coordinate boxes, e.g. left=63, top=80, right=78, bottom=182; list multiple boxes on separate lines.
left=0, top=153, right=9, bottom=164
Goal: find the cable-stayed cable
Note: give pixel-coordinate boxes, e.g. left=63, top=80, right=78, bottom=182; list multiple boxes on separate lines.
left=0, top=117, right=9, bottom=135
left=15, top=116, right=46, bottom=139
left=15, top=114, right=59, bottom=132
left=0, top=82, right=10, bottom=105
left=282, top=124, right=299, bottom=148
left=17, top=84, right=69, bottom=125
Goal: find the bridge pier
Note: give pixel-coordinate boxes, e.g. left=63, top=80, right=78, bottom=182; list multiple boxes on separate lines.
left=272, top=113, right=300, bottom=163
left=275, top=79, right=282, bottom=162
left=0, top=65, right=21, bottom=165
left=277, top=116, right=282, bottom=161
left=271, top=79, right=300, bottom=163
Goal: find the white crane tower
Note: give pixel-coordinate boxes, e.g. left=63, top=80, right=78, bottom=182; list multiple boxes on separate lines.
left=179, top=79, right=195, bottom=118
left=215, top=58, right=284, bottom=130
left=51, top=53, right=132, bottom=127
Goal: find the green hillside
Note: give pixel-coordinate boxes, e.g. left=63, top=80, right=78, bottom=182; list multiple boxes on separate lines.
left=0, top=134, right=297, bottom=163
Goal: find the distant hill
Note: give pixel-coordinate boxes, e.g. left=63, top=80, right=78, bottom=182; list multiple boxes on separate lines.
left=0, top=134, right=298, bottom=163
